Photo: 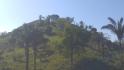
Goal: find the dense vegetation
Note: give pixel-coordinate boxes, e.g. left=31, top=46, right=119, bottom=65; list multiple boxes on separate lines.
left=0, top=15, right=124, bottom=70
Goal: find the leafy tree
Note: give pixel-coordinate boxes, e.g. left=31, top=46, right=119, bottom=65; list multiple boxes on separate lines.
left=10, top=23, right=35, bottom=70
left=46, top=17, right=91, bottom=70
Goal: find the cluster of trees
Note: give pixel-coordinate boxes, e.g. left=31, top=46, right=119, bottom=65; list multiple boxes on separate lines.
left=0, top=14, right=124, bottom=70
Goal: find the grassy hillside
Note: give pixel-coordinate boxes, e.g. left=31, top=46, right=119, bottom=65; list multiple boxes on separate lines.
left=0, top=15, right=123, bottom=70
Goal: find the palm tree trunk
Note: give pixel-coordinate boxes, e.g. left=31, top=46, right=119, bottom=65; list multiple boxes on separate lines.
left=70, top=46, right=73, bottom=70
left=102, top=43, right=104, bottom=59
left=24, top=43, right=29, bottom=70
left=33, top=47, right=37, bottom=70
left=119, top=39, right=124, bottom=70
left=119, top=39, right=122, bottom=48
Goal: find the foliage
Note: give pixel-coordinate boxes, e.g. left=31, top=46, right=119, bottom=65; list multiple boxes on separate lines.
left=0, top=15, right=123, bottom=70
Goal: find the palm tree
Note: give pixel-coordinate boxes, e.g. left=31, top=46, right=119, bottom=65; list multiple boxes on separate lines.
left=101, top=17, right=124, bottom=48
left=24, top=43, right=29, bottom=70
left=101, top=17, right=124, bottom=70
left=10, top=23, right=32, bottom=70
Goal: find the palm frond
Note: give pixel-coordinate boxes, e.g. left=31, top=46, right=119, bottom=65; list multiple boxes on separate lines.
left=108, top=17, right=116, bottom=25
left=118, top=22, right=122, bottom=31
left=120, top=17, right=123, bottom=24
left=101, top=24, right=114, bottom=29
left=102, top=17, right=124, bottom=41
left=122, top=25, right=124, bottom=34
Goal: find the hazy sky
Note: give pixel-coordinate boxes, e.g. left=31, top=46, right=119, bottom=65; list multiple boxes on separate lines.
left=0, top=0, right=124, bottom=40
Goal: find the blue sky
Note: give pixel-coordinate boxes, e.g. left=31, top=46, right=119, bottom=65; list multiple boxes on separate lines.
left=0, top=0, right=124, bottom=41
